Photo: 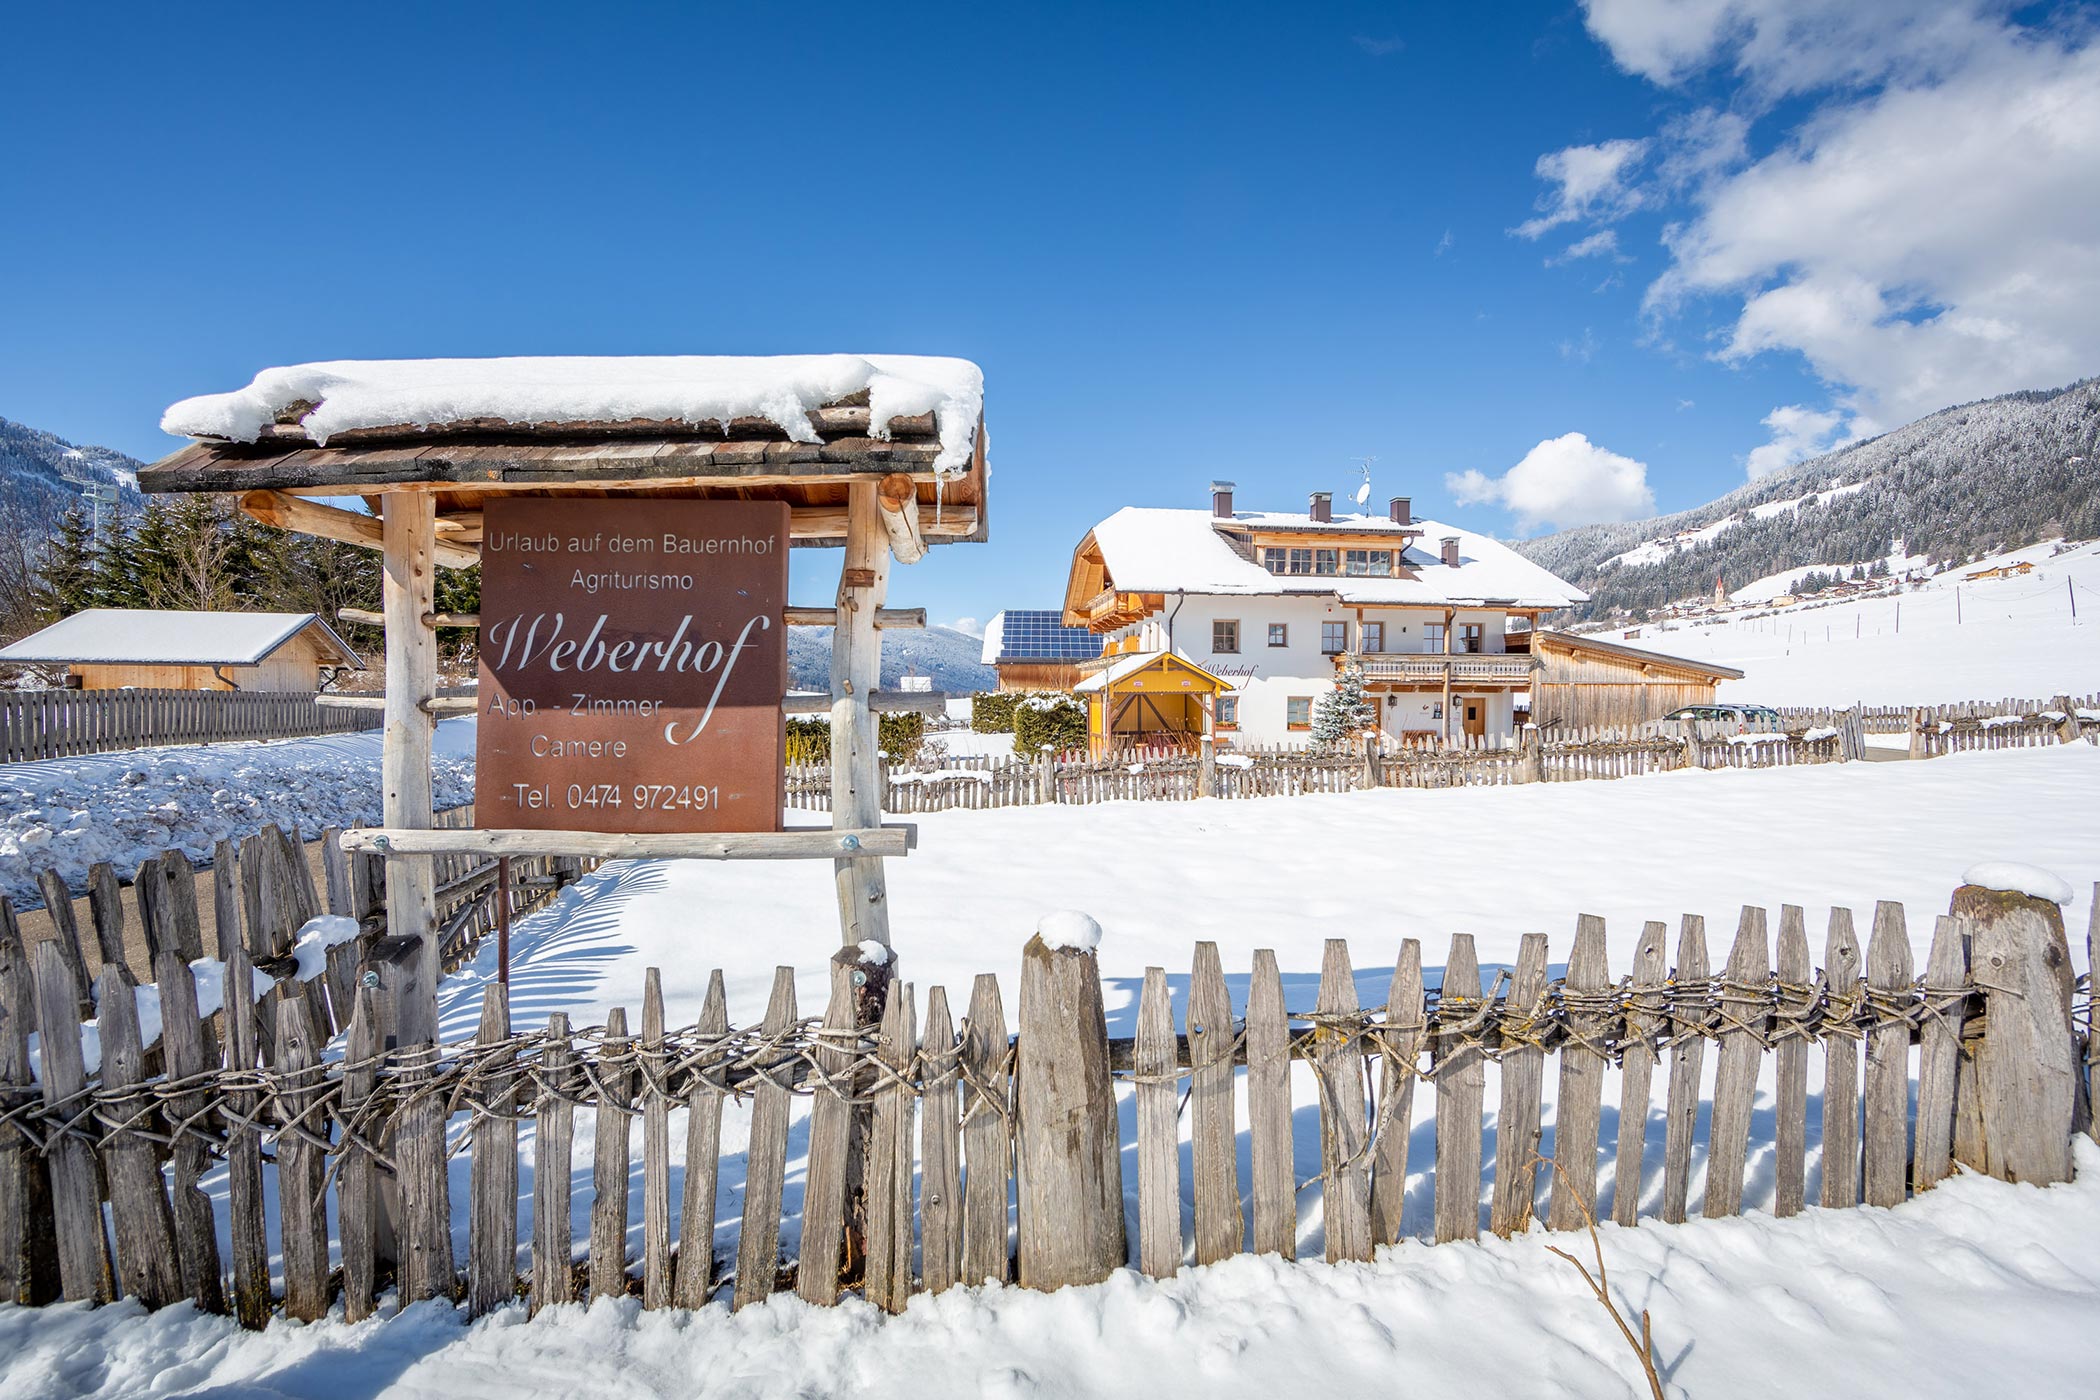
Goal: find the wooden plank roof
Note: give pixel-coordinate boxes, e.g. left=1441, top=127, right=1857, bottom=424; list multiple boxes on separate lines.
left=139, top=403, right=989, bottom=556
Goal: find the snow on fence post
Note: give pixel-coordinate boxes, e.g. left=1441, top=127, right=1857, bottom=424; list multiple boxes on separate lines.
left=1956, top=868, right=2078, bottom=1185
left=1016, top=913, right=1124, bottom=1290
left=1196, top=734, right=1217, bottom=798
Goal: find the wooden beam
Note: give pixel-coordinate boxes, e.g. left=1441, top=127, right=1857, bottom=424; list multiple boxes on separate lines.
left=878, top=473, right=927, bottom=565
left=341, top=826, right=914, bottom=862
left=338, top=607, right=480, bottom=629
left=381, top=494, right=440, bottom=1042
left=236, top=405, right=942, bottom=446
left=240, top=490, right=480, bottom=570
left=785, top=691, right=947, bottom=717
left=318, top=694, right=478, bottom=716
left=784, top=606, right=925, bottom=629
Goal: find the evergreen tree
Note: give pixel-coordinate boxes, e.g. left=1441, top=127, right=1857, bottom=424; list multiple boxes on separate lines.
left=33, top=506, right=99, bottom=619
left=87, top=502, right=145, bottom=608
left=1312, top=654, right=1375, bottom=748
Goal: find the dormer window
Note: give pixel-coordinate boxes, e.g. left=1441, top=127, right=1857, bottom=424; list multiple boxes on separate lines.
left=1263, top=546, right=1338, bottom=576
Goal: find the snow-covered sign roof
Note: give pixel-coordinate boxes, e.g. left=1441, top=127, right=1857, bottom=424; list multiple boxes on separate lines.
left=0, top=610, right=363, bottom=669
left=1074, top=507, right=1588, bottom=611
left=142, top=354, right=991, bottom=554
left=160, top=354, right=985, bottom=475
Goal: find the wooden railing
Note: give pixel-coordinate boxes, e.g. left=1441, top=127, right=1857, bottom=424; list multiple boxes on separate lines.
left=1356, top=654, right=1536, bottom=683
left=0, top=882, right=2082, bottom=1315
left=0, top=688, right=378, bottom=764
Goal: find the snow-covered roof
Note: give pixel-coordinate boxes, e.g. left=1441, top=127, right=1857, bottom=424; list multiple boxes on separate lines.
left=1083, top=507, right=1588, bottom=609
left=0, top=610, right=363, bottom=669
left=1071, top=649, right=1228, bottom=692
left=161, top=354, right=986, bottom=474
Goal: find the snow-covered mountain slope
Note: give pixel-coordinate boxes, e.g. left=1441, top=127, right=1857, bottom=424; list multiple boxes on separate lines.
left=787, top=623, right=994, bottom=693
left=1518, top=379, right=2100, bottom=619
left=0, top=415, right=144, bottom=533
left=1615, top=537, right=2100, bottom=706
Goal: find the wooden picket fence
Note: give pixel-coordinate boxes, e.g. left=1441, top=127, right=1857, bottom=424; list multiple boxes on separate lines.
left=1, top=880, right=2087, bottom=1316
left=1813, top=692, right=2100, bottom=736
left=0, top=688, right=379, bottom=764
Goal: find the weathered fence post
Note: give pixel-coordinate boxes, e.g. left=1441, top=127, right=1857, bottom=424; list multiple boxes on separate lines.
left=1956, top=873, right=2077, bottom=1185
left=1196, top=735, right=1217, bottom=798
left=1037, top=746, right=1057, bottom=804
left=2052, top=695, right=2083, bottom=744
left=1016, top=914, right=1124, bottom=1289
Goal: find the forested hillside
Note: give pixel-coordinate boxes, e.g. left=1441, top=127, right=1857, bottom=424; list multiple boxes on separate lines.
left=1517, top=379, right=2100, bottom=620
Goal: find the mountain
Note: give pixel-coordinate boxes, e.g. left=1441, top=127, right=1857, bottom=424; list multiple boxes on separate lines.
left=787, top=623, right=995, bottom=694
left=0, top=415, right=145, bottom=534
left=1515, top=379, right=2100, bottom=620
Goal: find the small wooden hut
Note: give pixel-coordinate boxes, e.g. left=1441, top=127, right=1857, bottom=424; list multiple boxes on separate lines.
left=1516, top=629, right=1744, bottom=729
left=0, top=609, right=360, bottom=691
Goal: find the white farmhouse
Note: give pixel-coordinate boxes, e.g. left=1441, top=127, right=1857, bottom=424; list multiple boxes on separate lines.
left=1059, top=483, right=1587, bottom=748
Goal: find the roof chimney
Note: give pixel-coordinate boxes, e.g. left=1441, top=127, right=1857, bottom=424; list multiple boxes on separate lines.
left=1440, top=536, right=1461, bottom=567
left=1389, top=496, right=1411, bottom=526
left=1309, top=491, right=1332, bottom=524
left=1211, top=480, right=1235, bottom=518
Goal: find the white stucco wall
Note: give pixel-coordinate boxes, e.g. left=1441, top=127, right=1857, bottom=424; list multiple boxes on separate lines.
left=1109, top=594, right=1516, bottom=747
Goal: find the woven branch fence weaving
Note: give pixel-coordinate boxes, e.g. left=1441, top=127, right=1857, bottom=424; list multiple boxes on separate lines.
left=1, top=879, right=2090, bottom=1318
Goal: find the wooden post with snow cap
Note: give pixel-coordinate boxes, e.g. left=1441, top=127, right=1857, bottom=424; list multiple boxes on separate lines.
left=1956, top=863, right=2079, bottom=1186
left=1016, top=911, right=1125, bottom=1289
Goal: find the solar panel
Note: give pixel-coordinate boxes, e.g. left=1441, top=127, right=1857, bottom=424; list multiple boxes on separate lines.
left=991, top=609, right=1103, bottom=662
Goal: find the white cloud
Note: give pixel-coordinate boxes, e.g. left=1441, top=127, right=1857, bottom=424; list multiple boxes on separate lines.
left=1580, top=0, right=2011, bottom=97
left=1513, top=138, right=1651, bottom=239
left=946, top=615, right=984, bottom=638
left=1446, top=433, right=1656, bottom=531
left=1742, top=403, right=1859, bottom=480
left=1531, top=2, right=2100, bottom=428
left=1352, top=34, right=1405, bottom=57
left=1434, top=228, right=1454, bottom=257
left=1559, top=327, right=1602, bottom=363
left=1549, top=229, right=1622, bottom=266
left=1650, top=28, right=2100, bottom=422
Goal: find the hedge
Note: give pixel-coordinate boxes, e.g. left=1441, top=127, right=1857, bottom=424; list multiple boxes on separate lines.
left=971, top=691, right=1021, bottom=733
left=784, top=712, right=926, bottom=765
left=1012, top=695, right=1087, bottom=757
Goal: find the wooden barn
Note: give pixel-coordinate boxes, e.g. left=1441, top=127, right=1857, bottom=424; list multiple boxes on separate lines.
left=979, top=608, right=1103, bottom=691
left=0, top=609, right=363, bottom=691
left=1514, top=629, right=1743, bottom=730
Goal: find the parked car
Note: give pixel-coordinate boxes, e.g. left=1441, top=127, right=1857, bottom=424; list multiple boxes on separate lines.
left=1662, top=703, right=1784, bottom=734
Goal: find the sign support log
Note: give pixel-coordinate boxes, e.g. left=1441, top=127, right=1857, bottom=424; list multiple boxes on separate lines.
left=832, top=481, right=893, bottom=949
left=380, top=494, right=440, bottom=1042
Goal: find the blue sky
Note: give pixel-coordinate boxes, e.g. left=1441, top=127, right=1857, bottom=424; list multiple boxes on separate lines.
left=5, top=1, right=2094, bottom=629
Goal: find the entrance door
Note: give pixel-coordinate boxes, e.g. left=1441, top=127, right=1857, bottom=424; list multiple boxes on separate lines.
left=1462, top=698, right=1485, bottom=740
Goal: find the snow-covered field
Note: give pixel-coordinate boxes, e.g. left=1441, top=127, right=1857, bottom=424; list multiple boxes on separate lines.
left=0, top=720, right=478, bottom=906
left=5, top=723, right=2098, bottom=1395
left=8, top=1140, right=2100, bottom=1399
left=1619, top=538, right=2100, bottom=707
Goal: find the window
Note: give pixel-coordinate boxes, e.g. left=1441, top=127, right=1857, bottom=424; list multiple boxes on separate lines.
left=1343, top=549, right=1392, bottom=577
left=1215, top=695, right=1239, bottom=728
left=1360, top=622, right=1384, bottom=653
left=1267, top=623, right=1288, bottom=647
left=1423, top=622, right=1446, bottom=653
left=1264, top=545, right=1339, bottom=575
left=1459, top=622, right=1485, bottom=654
left=1286, top=696, right=1312, bottom=729
left=1321, top=621, right=1348, bottom=654
left=1212, top=619, right=1240, bottom=654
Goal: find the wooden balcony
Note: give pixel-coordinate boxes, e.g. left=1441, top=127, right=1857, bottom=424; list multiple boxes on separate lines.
left=1354, top=653, right=1536, bottom=684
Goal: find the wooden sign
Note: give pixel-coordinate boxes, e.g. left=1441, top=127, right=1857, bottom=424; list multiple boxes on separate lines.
left=475, top=498, right=789, bottom=833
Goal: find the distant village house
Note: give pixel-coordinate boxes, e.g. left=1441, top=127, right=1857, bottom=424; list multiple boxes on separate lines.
left=0, top=609, right=363, bottom=691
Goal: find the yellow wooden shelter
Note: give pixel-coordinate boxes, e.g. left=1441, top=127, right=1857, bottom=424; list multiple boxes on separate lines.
left=1072, top=650, right=1229, bottom=754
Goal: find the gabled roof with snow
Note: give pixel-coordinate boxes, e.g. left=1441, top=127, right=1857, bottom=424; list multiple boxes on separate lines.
left=0, top=610, right=363, bottom=669
left=1071, top=649, right=1230, bottom=693
left=1078, top=507, right=1588, bottom=610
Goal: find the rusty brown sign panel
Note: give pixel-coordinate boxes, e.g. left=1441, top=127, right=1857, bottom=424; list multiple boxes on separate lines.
left=475, top=497, right=789, bottom=834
